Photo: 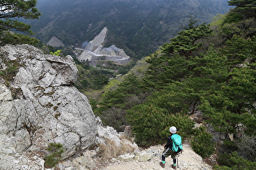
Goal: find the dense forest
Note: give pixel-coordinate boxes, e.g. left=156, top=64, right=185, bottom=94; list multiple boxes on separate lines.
left=29, top=0, right=229, bottom=58
left=94, top=0, right=256, bottom=169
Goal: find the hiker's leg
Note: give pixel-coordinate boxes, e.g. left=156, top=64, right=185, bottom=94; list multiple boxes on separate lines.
left=162, top=155, right=166, bottom=162
left=171, top=152, right=177, bottom=166
left=173, top=158, right=177, bottom=165
left=162, top=148, right=171, bottom=162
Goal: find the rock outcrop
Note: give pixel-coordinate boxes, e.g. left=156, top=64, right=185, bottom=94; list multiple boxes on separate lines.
left=47, top=36, right=65, bottom=47
left=0, top=44, right=137, bottom=169
left=96, top=126, right=138, bottom=159
left=78, top=27, right=130, bottom=65
left=59, top=126, right=139, bottom=170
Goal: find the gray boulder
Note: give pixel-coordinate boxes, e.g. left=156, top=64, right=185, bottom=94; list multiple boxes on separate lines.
left=0, top=44, right=98, bottom=169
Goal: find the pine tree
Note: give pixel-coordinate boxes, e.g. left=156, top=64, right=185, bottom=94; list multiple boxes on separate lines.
left=0, top=0, right=40, bottom=45
left=226, top=0, right=256, bottom=22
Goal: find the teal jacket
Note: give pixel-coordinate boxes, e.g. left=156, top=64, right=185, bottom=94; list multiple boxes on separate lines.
left=165, top=134, right=183, bottom=152
left=171, top=134, right=183, bottom=152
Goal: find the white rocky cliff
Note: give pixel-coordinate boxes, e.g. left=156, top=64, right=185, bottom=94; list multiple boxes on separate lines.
left=0, top=44, right=137, bottom=169
left=78, top=27, right=130, bottom=65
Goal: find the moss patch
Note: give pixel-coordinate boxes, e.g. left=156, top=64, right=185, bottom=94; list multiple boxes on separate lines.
left=44, top=143, right=64, bottom=168
left=0, top=56, right=23, bottom=87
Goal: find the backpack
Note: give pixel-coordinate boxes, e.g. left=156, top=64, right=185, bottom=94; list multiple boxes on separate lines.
left=171, top=134, right=183, bottom=152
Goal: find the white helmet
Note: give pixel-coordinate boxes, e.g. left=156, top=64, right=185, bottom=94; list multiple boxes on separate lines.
left=169, top=126, right=177, bottom=134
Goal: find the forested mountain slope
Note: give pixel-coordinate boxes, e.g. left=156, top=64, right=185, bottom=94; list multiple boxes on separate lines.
left=94, top=1, right=256, bottom=169
left=29, top=0, right=229, bottom=58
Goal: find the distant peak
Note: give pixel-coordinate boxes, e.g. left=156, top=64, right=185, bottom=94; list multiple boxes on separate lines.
left=85, top=27, right=108, bottom=51
left=102, top=27, right=108, bottom=33
left=47, top=36, right=64, bottom=47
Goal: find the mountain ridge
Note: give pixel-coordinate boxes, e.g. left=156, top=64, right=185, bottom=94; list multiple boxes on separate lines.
left=29, top=0, right=229, bottom=58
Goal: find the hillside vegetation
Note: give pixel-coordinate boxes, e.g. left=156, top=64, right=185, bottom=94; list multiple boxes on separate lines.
left=94, top=0, right=256, bottom=169
left=28, top=0, right=229, bottom=95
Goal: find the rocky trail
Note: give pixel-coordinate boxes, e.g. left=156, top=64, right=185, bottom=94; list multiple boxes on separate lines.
left=103, top=144, right=212, bottom=170
left=59, top=135, right=212, bottom=170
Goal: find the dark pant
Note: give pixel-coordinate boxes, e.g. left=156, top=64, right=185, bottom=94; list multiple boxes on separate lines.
left=162, top=147, right=177, bottom=164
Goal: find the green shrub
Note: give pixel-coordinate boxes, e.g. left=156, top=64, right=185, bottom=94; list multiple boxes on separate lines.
left=127, top=104, right=167, bottom=146
left=0, top=32, right=40, bottom=46
left=44, top=143, right=64, bottom=168
left=214, top=165, right=232, bottom=170
left=75, top=63, right=114, bottom=91
left=236, top=135, right=256, bottom=162
left=216, top=152, right=256, bottom=170
left=50, top=50, right=62, bottom=56
left=127, top=103, right=194, bottom=147
left=161, top=114, right=195, bottom=140
left=191, top=127, right=215, bottom=158
left=222, top=140, right=238, bottom=153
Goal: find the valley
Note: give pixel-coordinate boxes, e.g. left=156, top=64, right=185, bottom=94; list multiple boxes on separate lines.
left=29, top=0, right=230, bottom=100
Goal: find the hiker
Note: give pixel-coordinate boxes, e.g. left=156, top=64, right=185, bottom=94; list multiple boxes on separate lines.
left=160, top=126, right=183, bottom=169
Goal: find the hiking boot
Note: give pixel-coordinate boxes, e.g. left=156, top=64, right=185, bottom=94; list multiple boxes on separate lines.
left=171, top=164, right=177, bottom=169
left=160, top=161, right=165, bottom=168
